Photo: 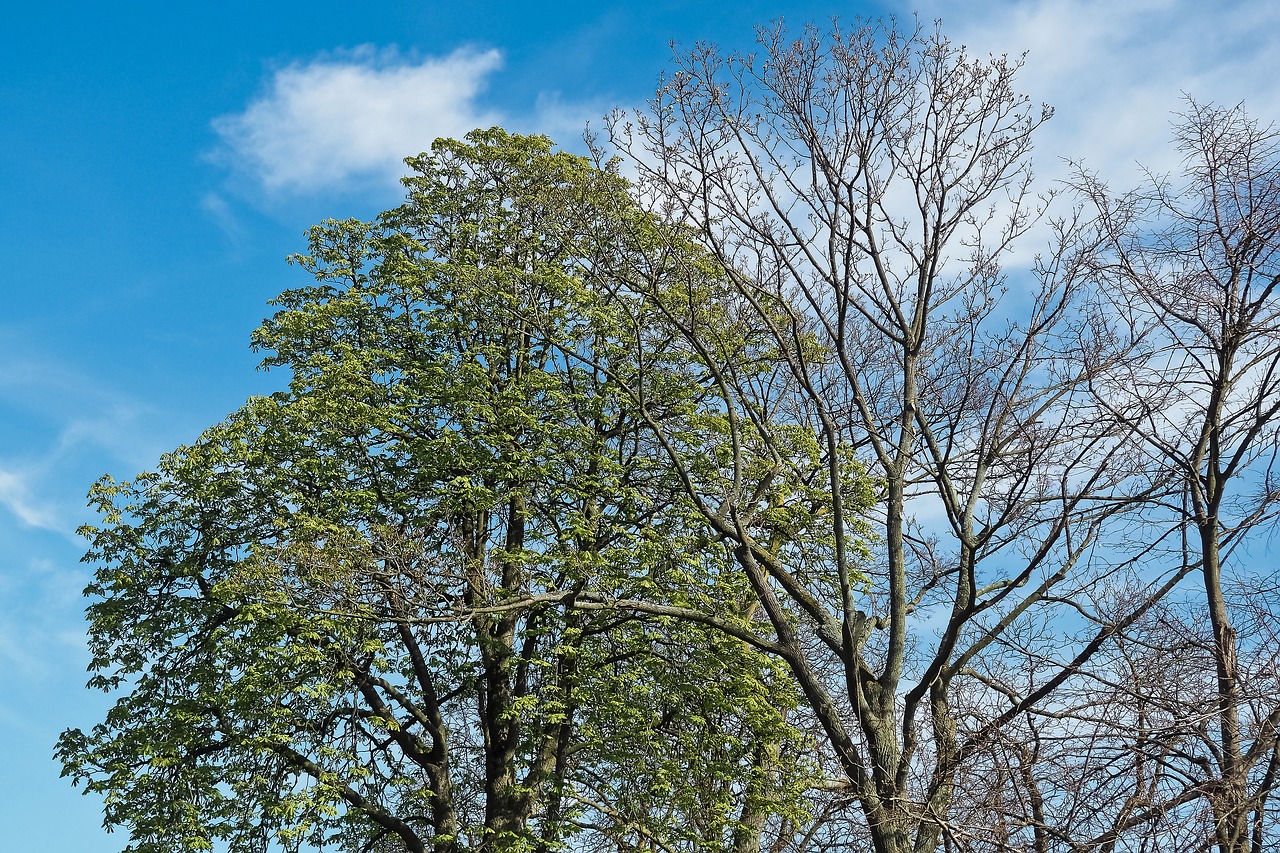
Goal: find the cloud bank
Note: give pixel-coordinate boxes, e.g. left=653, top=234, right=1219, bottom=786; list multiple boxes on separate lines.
left=213, top=46, right=505, bottom=194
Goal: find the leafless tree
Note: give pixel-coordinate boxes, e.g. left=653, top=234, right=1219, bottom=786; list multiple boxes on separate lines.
left=1068, top=99, right=1280, bottom=853
left=598, top=18, right=1179, bottom=853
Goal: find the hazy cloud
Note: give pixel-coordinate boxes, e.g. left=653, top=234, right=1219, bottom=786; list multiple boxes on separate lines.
left=213, top=46, right=505, bottom=194
left=527, top=91, right=609, bottom=150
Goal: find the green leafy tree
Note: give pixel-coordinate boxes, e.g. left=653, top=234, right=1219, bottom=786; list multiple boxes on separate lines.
left=57, top=129, right=816, bottom=853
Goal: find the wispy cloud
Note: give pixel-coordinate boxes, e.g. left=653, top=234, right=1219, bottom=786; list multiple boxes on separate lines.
left=528, top=91, right=610, bottom=152
left=212, top=46, right=505, bottom=194
left=0, top=469, right=61, bottom=532
left=0, top=340, right=171, bottom=536
left=200, top=190, right=244, bottom=243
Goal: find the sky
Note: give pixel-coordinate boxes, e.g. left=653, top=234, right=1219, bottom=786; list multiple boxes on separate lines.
left=1, top=1, right=1278, bottom=849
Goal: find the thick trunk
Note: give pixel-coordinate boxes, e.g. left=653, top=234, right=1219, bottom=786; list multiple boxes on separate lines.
left=1200, top=521, right=1249, bottom=853
left=475, top=495, right=539, bottom=849
left=732, top=736, right=781, bottom=853
left=427, top=761, right=460, bottom=853
left=863, top=350, right=921, bottom=853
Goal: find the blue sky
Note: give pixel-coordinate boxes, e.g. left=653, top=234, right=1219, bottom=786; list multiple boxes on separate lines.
left=1, top=1, right=1277, bottom=849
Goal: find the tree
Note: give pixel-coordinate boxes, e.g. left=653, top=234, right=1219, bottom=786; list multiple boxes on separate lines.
left=1063, top=100, right=1280, bottom=853
left=57, top=129, right=810, bottom=853
left=603, top=18, right=1178, bottom=853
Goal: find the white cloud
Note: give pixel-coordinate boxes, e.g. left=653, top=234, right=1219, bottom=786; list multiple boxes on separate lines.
left=904, top=0, right=1280, bottom=189
left=212, top=46, right=505, bottom=194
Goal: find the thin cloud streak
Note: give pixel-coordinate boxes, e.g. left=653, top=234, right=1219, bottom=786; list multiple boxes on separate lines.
left=0, top=469, right=61, bottom=532
left=0, top=346, right=171, bottom=535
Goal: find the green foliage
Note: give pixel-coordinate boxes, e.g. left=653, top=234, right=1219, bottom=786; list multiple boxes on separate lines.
left=58, top=129, right=851, bottom=853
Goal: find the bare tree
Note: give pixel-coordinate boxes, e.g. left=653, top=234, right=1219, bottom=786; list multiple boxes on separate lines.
left=600, top=18, right=1176, bottom=853
left=1071, top=100, right=1280, bottom=853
